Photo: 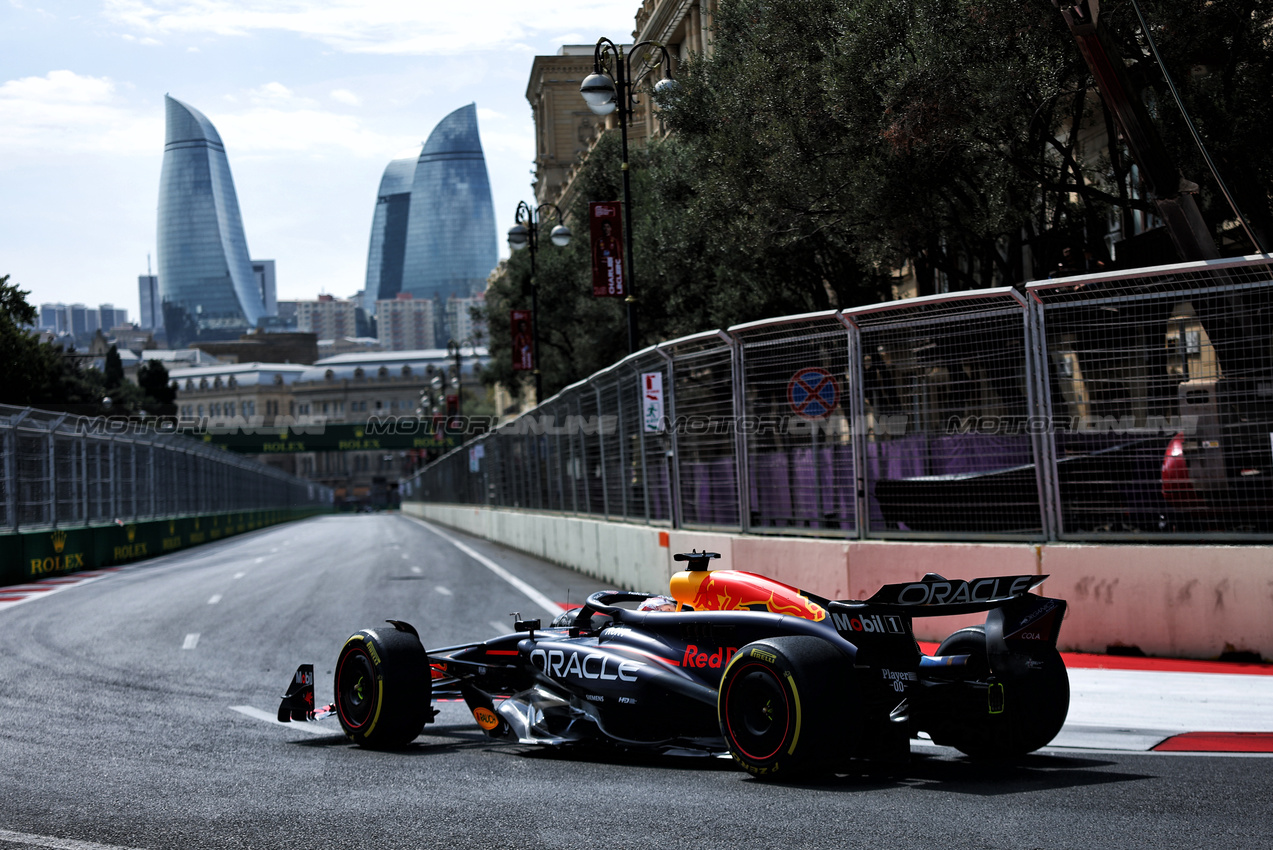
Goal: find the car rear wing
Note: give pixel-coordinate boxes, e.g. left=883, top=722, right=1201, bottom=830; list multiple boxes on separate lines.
left=852, top=573, right=1049, bottom=617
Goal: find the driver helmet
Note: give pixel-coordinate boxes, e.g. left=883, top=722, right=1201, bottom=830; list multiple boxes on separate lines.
left=637, top=595, right=677, bottom=613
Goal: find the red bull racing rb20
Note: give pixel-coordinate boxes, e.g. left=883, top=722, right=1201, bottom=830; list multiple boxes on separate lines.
left=279, top=552, right=1070, bottom=779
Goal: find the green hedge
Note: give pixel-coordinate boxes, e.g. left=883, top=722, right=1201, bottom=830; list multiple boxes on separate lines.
left=1, top=507, right=329, bottom=587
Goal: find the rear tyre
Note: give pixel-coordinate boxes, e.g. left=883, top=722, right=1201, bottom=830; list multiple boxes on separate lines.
left=931, top=627, right=1068, bottom=759
left=717, top=637, right=854, bottom=780
left=334, top=624, right=432, bottom=748
left=935, top=626, right=990, bottom=677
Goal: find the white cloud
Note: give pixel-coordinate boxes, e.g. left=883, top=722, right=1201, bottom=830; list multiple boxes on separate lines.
left=103, top=0, right=631, bottom=55
left=0, top=70, right=159, bottom=157
left=330, top=88, right=360, bottom=106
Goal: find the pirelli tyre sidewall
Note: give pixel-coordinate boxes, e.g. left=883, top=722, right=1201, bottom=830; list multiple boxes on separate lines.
left=717, top=636, right=851, bottom=780
left=335, top=627, right=431, bottom=749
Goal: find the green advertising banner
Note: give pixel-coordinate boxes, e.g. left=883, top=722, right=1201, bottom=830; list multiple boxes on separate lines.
left=1, top=507, right=330, bottom=587
left=22, top=526, right=95, bottom=580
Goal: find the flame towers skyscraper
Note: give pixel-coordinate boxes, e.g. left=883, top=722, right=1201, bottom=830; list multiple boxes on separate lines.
left=157, top=95, right=266, bottom=348
left=365, top=104, right=497, bottom=339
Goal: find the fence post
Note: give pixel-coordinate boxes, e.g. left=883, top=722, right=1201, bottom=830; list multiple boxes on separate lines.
left=839, top=313, right=868, bottom=539
left=2, top=420, right=13, bottom=530
left=657, top=346, right=681, bottom=529
left=635, top=366, right=651, bottom=524
left=724, top=331, right=749, bottom=533
left=46, top=424, right=57, bottom=528
left=1026, top=295, right=1062, bottom=540
left=568, top=398, right=579, bottom=513
left=615, top=375, right=629, bottom=520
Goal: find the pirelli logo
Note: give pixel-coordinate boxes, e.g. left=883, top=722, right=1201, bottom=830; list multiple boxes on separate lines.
left=749, top=648, right=777, bottom=663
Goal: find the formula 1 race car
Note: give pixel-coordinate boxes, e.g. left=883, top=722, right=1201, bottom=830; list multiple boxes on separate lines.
left=279, top=552, right=1070, bottom=778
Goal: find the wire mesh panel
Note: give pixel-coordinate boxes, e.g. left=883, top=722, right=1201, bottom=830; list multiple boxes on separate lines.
left=595, top=379, right=625, bottom=519
left=16, top=430, right=50, bottom=527
left=618, top=352, right=672, bottom=523
left=733, top=312, right=855, bottom=534
left=54, top=435, right=81, bottom=524
left=573, top=389, right=604, bottom=516
left=665, top=334, right=740, bottom=529
left=1030, top=257, right=1273, bottom=539
left=0, top=427, right=11, bottom=529
left=0, top=405, right=330, bottom=529
left=846, top=290, right=1039, bottom=538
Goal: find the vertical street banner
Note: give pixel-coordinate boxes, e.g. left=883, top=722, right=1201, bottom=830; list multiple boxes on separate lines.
left=641, top=372, right=665, bottom=433
left=590, top=201, right=625, bottom=297
left=511, top=309, right=533, bottom=371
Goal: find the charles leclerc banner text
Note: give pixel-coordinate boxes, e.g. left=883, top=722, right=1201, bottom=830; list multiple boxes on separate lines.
left=590, top=201, right=625, bottom=297
left=511, top=309, right=533, bottom=371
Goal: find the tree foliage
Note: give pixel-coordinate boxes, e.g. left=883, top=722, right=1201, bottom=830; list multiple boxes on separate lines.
left=485, top=0, right=1273, bottom=399
left=0, top=274, right=175, bottom=416
left=661, top=0, right=1273, bottom=282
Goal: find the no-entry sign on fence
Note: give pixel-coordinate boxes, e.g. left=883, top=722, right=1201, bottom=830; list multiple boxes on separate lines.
left=787, top=367, right=840, bottom=420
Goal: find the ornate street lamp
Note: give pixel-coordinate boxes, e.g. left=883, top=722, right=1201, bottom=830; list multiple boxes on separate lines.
left=580, top=37, right=675, bottom=354
left=446, top=339, right=464, bottom=419
left=507, top=201, right=571, bottom=403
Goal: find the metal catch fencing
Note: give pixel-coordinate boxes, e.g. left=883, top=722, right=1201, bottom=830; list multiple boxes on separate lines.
left=404, top=256, right=1273, bottom=541
left=1, top=405, right=332, bottom=530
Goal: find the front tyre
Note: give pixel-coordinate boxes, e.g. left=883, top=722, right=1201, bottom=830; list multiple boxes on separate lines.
left=335, top=624, right=431, bottom=748
left=718, top=637, right=853, bottom=780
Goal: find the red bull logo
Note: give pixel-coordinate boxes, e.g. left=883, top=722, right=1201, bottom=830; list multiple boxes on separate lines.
left=669, top=570, right=827, bottom=621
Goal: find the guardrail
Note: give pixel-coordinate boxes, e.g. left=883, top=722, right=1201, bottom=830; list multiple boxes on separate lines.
left=404, top=255, right=1273, bottom=542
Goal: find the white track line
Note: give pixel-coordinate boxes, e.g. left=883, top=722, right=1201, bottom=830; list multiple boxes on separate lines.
left=0, top=827, right=147, bottom=850
left=182, top=633, right=200, bottom=650
left=435, top=585, right=452, bottom=596
left=230, top=705, right=335, bottom=736
left=208, top=594, right=222, bottom=605
left=406, top=517, right=563, bottom=619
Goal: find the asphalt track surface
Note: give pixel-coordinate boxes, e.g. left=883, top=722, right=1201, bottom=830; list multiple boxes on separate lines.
left=1, top=513, right=1271, bottom=850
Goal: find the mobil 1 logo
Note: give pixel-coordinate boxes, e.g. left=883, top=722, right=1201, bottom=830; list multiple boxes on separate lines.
left=832, top=611, right=906, bottom=637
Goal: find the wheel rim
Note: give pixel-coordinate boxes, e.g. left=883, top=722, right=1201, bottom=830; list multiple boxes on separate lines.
left=724, top=663, right=790, bottom=762
left=337, top=647, right=377, bottom=730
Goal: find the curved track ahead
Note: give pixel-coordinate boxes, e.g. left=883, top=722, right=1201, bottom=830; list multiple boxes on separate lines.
left=0, top=514, right=1270, bottom=850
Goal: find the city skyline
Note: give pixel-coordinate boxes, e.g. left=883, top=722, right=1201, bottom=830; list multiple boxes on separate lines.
left=1, top=1, right=635, bottom=323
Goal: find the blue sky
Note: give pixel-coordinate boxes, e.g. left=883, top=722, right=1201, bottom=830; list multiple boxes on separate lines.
left=1, top=0, right=631, bottom=321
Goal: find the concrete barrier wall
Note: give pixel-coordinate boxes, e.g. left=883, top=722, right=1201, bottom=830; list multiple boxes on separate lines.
left=402, top=503, right=1272, bottom=661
